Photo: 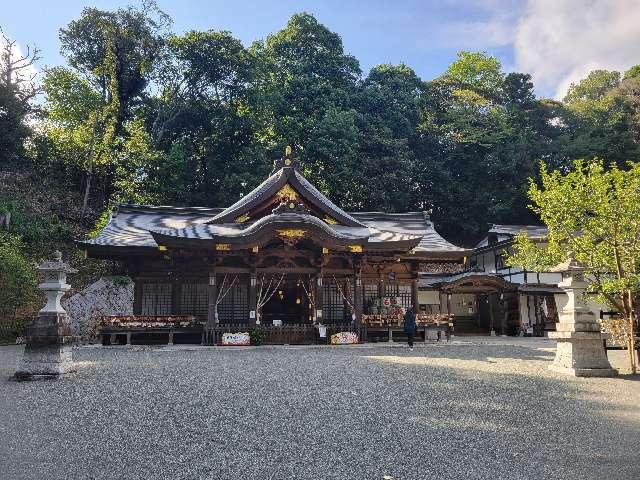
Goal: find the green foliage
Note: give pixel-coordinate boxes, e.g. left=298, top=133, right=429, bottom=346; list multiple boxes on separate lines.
left=509, top=159, right=640, bottom=371
left=0, top=232, right=38, bottom=315
left=445, top=51, right=504, bottom=99
left=509, top=159, right=640, bottom=312
left=0, top=78, right=31, bottom=166
left=89, top=207, right=113, bottom=238
left=0, top=317, right=31, bottom=345
left=42, top=67, right=102, bottom=126
left=564, top=70, right=621, bottom=104
left=5, top=8, right=640, bottom=253
left=59, top=2, right=169, bottom=130
left=249, top=324, right=266, bottom=346
left=0, top=200, right=72, bottom=256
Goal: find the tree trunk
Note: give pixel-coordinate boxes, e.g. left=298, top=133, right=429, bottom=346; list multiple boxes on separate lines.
left=627, top=290, right=636, bottom=374
left=80, top=114, right=100, bottom=220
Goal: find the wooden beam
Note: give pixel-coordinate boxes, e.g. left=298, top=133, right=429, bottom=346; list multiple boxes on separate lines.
left=207, top=269, right=218, bottom=326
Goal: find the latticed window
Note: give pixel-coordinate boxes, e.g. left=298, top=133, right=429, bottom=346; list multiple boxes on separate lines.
left=364, top=284, right=379, bottom=314
left=218, top=283, right=249, bottom=323
left=141, top=283, right=172, bottom=315
left=322, top=281, right=344, bottom=323
left=180, top=283, right=208, bottom=317
left=384, top=283, right=413, bottom=308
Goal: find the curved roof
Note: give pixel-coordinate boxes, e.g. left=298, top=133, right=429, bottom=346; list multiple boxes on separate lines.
left=208, top=163, right=366, bottom=227
left=79, top=160, right=466, bottom=259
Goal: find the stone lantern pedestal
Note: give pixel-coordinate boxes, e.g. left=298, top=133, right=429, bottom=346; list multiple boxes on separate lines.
left=14, top=251, right=78, bottom=380
left=548, top=257, right=617, bottom=377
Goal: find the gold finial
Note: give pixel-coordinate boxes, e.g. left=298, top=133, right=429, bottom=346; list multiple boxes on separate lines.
left=285, top=145, right=292, bottom=157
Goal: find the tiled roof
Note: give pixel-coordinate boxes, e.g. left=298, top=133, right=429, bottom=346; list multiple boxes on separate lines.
left=80, top=165, right=465, bottom=256
left=351, top=212, right=467, bottom=252
left=80, top=205, right=463, bottom=254
left=489, top=224, right=548, bottom=239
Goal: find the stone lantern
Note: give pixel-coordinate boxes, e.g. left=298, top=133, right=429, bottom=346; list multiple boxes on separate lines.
left=548, top=255, right=617, bottom=377
left=15, top=251, right=78, bottom=380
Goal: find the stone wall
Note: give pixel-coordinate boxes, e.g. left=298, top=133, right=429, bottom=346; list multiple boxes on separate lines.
left=62, top=277, right=134, bottom=341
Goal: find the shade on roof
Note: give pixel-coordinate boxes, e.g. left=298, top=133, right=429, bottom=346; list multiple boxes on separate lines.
left=79, top=157, right=467, bottom=259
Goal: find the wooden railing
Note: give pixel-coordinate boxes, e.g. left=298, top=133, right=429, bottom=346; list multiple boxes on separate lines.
left=98, top=315, right=198, bottom=330
left=203, top=323, right=362, bottom=346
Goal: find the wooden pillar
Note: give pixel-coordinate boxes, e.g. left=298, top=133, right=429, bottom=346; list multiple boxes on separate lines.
left=207, top=269, right=218, bottom=327
left=171, top=275, right=181, bottom=315
left=354, top=269, right=363, bottom=324
left=315, top=270, right=324, bottom=323
left=488, top=292, right=496, bottom=336
left=133, top=279, right=142, bottom=315
left=411, top=276, right=419, bottom=312
left=249, top=268, right=258, bottom=325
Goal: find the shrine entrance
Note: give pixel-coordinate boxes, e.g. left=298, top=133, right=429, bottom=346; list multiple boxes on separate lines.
left=261, top=275, right=312, bottom=326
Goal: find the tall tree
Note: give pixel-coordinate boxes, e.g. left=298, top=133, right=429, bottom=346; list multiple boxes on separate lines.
left=252, top=13, right=361, bottom=201
left=0, top=30, right=40, bottom=166
left=53, top=2, right=169, bottom=217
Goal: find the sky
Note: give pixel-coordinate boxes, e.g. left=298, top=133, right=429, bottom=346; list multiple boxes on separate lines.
left=1, top=0, right=639, bottom=99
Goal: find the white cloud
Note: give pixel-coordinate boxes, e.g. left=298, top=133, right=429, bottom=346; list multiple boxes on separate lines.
left=513, top=0, right=640, bottom=99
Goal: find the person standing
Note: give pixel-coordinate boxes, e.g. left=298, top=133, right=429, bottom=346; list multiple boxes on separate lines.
left=403, top=307, right=417, bottom=351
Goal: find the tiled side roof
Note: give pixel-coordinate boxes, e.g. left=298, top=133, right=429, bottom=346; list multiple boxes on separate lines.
left=79, top=208, right=216, bottom=248
left=489, top=224, right=548, bottom=239
left=350, top=212, right=467, bottom=253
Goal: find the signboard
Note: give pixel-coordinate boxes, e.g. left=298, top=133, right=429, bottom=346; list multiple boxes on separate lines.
left=382, top=297, right=401, bottom=307
left=221, top=332, right=250, bottom=346
left=330, top=332, right=359, bottom=345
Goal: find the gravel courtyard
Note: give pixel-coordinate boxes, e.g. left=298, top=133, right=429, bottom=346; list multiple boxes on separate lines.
left=1, top=338, right=638, bottom=480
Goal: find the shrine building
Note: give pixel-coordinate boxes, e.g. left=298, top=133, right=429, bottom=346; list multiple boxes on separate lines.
left=79, top=152, right=478, bottom=344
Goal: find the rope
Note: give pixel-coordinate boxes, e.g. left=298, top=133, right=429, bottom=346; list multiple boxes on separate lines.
left=332, top=275, right=354, bottom=313
left=299, top=275, right=315, bottom=308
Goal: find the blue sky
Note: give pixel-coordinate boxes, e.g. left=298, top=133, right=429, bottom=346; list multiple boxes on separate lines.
left=2, top=0, right=639, bottom=99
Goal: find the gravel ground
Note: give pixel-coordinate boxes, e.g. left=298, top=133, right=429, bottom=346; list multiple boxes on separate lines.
left=1, top=338, right=639, bottom=480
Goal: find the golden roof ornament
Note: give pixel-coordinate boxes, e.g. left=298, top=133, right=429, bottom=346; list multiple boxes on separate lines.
left=276, top=183, right=298, bottom=202
left=271, top=145, right=299, bottom=173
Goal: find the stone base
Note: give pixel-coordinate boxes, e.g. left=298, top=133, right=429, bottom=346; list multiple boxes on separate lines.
left=549, top=330, right=618, bottom=377
left=14, top=345, right=76, bottom=380
left=548, top=363, right=618, bottom=377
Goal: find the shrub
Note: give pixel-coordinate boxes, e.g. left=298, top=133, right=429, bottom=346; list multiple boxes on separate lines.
left=0, top=232, right=38, bottom=317
left=250, top=324, right=266, bottom=346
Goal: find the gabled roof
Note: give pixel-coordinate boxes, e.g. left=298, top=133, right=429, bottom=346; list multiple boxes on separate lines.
left=79, top=157, right=467, bottom=259
left=474, top=223, right=548, bottom=249
left=208, top=159, right=365, bottom=227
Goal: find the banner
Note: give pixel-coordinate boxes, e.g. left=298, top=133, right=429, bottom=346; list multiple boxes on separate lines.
left=330, top=331, right=359, bottom=345
left=221, top=332, right=250, bottom=346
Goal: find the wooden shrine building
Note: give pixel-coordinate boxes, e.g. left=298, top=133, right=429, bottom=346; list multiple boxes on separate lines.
left=79, top=152, right=469, bottom=344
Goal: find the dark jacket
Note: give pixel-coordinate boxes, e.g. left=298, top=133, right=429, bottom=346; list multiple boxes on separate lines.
left=403, top=309, right=416, bottom=334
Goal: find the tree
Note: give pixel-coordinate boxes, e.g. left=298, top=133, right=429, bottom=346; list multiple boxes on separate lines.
left=509, top=159, right=639, bottom=373
left=355, top=64, right=423, bottom=211
left=52, top=2, right=169, bottom=218
left=143, top=29, right=268, bottom=207
left=0, top=30, right=40, bottom=166
left=564, top=70, right=621, bottom=104
left=420, top=53, right=567, bottom=241
left=561, top=69, right=639, bottom=166
left=0, top=231, right=37, bottom=317
left=252, top=12, right=361, bottom=196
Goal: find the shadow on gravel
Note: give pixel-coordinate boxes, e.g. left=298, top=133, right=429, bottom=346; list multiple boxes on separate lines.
left=0, top=344, right=638, bottom=480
